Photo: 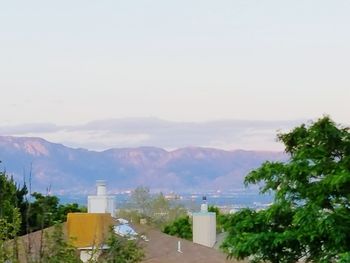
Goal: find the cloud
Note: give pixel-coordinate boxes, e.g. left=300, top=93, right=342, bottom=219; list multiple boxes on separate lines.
left=0, top=123, right=62, bottom=134
left=0, top=118, right=306, bottom=151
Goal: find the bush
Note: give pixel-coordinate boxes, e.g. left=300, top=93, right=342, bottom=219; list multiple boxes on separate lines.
left=163, top=216, right=192, bottom=240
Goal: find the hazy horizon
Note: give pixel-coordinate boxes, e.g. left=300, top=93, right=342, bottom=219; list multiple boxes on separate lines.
left=0, top=117, right=318, bottom=151
left=1, top=1, right=349, bottom=150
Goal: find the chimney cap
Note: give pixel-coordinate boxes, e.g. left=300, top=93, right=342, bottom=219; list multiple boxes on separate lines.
left=96, top=180, right=106, bottom=186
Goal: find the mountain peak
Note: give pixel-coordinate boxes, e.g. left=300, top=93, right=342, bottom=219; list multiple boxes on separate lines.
left=0, top=136, right=50, bottom=156
left=0, top=135, right=287, bottom=193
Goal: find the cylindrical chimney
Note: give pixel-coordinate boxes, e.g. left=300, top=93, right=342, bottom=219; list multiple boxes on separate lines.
left=200, top=196, right=208, bottom=212
left=96, top=180, right=106, bottom=196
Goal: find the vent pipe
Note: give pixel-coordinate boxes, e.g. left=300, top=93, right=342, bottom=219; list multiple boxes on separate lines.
left=177, top=241, right=183, bottom=253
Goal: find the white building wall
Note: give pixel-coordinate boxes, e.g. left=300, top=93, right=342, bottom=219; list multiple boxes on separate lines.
left=87, top=181, right=116, bottom=217
left=106, top=196, right=115, bottom=216
left=88, top=196, right=115, bottom=217
left=192, top=212, right=216, bottom=247
left=88, top=196, right=106, bottom=213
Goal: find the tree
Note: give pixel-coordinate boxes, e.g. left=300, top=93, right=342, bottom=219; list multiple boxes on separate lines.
left=208, top=205, right=227, bottom=232
left=26, top=192, right=86, bottom=232
left=222, top=116, right=350, bottom=263
left=0, top=166, right=87, bottom=261
left=0, top=169, right=24, bottom=262
left=130, top=186, right=152, bottom=217
left=28, top=192, right=60, bottom=232
left=57, top=203, right=87, bottom=222
left=0, top=207, right=21, bottom=263
left=0, top=170, right=26, bottom=224
left=163, top=216, right=192, bottom=240
left=42, top=224, right=82, bottom=263
left=124, top=187, right=187, bottom=228
left=149, top=192, right=187, bottom=227
left=102, top=227, right=144, bottom=263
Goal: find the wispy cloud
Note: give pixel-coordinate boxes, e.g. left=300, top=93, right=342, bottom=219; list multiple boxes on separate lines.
left=0, top=123, right=61, bottom=134
left=0, top=118, right=306, bottom=151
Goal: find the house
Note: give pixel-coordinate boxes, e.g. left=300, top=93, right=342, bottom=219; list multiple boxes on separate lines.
left=66, top=213, right=114, bottom=262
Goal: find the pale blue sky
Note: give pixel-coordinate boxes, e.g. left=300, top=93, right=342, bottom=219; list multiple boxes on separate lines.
left=0, top=1, right=349, bottom=149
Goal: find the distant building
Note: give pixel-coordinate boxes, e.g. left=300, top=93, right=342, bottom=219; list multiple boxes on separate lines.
left=88, top=180, right=116, bottom=217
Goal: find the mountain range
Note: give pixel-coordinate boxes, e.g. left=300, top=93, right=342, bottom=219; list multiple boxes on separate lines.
left=0, top=136, right=287, bottom=194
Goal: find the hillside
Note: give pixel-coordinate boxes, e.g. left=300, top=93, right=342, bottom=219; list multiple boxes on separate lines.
left=0, top=136, right=287, bottom=193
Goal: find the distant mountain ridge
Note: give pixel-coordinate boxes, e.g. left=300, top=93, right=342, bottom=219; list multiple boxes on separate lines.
left=0, top=136, right=287, bottom=194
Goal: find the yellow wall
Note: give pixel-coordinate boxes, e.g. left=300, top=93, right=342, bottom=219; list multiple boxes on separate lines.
left=67, top=213, right=114, bottom=248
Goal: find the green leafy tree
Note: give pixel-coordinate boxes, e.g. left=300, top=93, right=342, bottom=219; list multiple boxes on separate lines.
left=17, top=183, right=29, bottom=235
left=0, top=163, right=29, bottom=236
left=27, top=192, right=86, bottom=232
left=0, top=170, right=25, bottom=223
left=0, top=166, right=86, bottom=261
left=42, top=224, right=82, bottom=263
left=28, top=192, right=60, bottom=232
left=102, top=227, right=144, bottom=263
left=163, top=216, right=192, bottom=240
left=0, top=169, right=23, bottom=262
left=57, top=203, right=87, bottom=222
left=208, top=205, right=227, bottom=232
left=222, top=116, right=350, bottom=262
left=0, top=207, right=21, bottom=263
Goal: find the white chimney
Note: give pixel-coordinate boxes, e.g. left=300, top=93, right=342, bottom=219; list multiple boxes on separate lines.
left=88, top=180, right=116, bottom=217
left=192, top=196, right=216, bottom=248
left=96, top=180, right=107, bottom=196
left=200, top=196, right=208, bottom=212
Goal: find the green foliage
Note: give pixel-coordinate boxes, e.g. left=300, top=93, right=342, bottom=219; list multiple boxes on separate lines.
left=339, top=252, right=350, bottom=263
left=163, top=216, right=192, bottom=240
left=102, top=227, right=144, bottom=263
left=0, top=167, right=29, bottom=237
left=0, top=171, right=26, bottom=223
left=0, top=207, right=22, bottom=240
left=0, top=170, right=23, bottom=262
left=0, top=166, right=87, bottom=261
left=222, top=205, right=301, bottom=263
left=222, top=116, right=350, bottom=263
left=208, top=205, right=228, bottom=232
left=42, top=224, right=82, bottom=263
left=122, top=188, right=187, bottom=229
left=28, top=192, right=86, bottom=232
left=28, top=192, right=60, bottom=231
left=57, top=203, right=87, bottom=222
left=1, top=165, right=86, bottom=234
left=208, top=205, right=220, bottom=215
left=0, top=207, right=21, bottom=263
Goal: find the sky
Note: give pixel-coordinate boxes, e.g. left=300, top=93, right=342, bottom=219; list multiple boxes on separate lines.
left=0, top=1, right=349, bottom=150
